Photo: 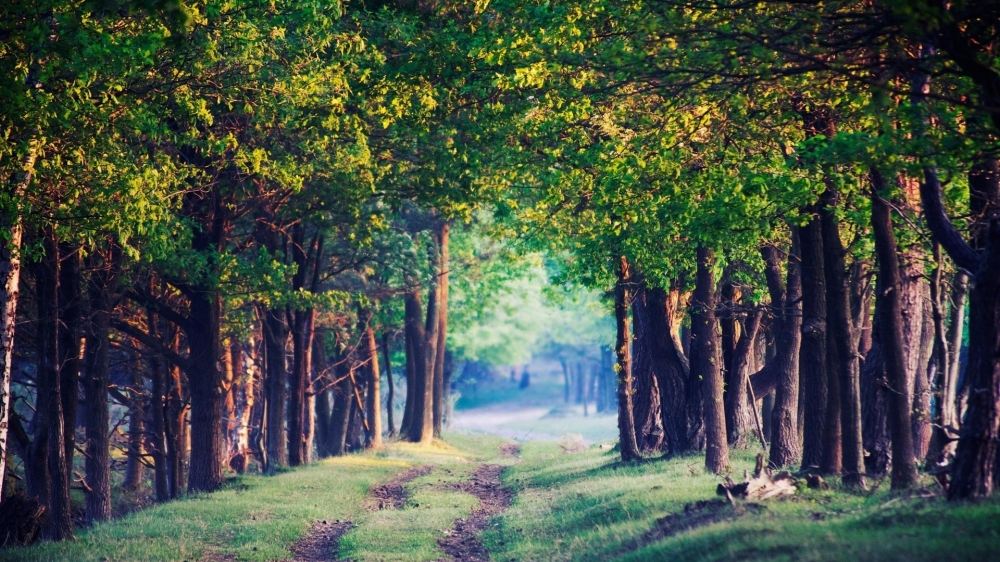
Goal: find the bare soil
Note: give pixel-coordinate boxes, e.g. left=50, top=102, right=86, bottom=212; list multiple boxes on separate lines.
left=438, top=463, right=513, bottom=561
left=636, top=499, right=766, bottom=547
left=365, top=465, right=433, bottom=511
left=499, top=443, right=521, bottom=458
left=287, top=520, right=355, bottom=562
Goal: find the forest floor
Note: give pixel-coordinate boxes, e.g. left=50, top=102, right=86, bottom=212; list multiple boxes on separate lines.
left=4, top=431, right=1000, bottom=561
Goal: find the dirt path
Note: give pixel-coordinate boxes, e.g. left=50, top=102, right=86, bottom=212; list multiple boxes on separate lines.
left=437, top=444, right=519, bottom=561
left=287, top=464, right=432, bottom=562
left=365, top=465, right=433, bottom=511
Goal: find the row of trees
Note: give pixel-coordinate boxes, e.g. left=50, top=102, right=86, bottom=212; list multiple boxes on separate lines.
left=3, top=0, right=1000, bottom=545
left=0, top=0, right=499, bottom=542
left=493, top=0, right=1000, bottom=501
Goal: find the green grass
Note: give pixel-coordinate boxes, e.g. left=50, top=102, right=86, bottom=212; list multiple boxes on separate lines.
left=1, top=434, right=510, bottom=562
left=485, top=442, right=1000, bottom=562
left=341, top=434, right=511, bottom=561
left=7, top=432, right=1000, bottom=562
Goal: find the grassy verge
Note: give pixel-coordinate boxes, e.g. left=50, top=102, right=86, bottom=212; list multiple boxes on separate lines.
left=0, top=434, right=507, bottom=562
left=485, top=441, right=1000, bottom=562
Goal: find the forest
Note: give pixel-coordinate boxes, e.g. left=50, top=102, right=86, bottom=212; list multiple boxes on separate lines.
left=1, top=0, right=1000, bottom=560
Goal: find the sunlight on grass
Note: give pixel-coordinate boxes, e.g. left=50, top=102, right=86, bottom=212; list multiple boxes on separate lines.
left=486, top=442, right=1000, bottom=562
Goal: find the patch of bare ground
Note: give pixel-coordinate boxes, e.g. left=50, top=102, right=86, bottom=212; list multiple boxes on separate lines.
left=286, top=520, right=355, bottom=562
left=635, top=499, right=766, bottom=548
left=499, top=443, right=521, bottom=458
left=364, top=465, right=433, bottom=511
left=438, top=463, right=512, bottom=562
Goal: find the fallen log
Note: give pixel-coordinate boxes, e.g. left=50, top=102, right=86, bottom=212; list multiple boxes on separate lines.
left=717, top=453, right=797, bottom=500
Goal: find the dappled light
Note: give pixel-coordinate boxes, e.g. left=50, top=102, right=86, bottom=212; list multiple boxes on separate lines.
left=2, top=0, right=1000, bottom=560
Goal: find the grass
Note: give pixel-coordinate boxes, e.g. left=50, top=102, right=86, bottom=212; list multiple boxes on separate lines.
left=340, top=434, right=510, bottom=562
left=0, top=434, right=509, bottom=562
left=7, top=430, right=1000, bottom=561
left=486, top=441, right=1000, bottom=562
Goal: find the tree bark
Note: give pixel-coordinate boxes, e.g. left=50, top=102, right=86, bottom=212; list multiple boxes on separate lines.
left=920, top=160, right=1000, bottom=499
left=165, top=328, right=185, bottom=497
left=647, top=283, right=692, bottom=455
left=861, top=311, right=891, bottom=477
left=146, top=306, right=169, bottom=502
left=405, top=287, right=434, bottom=443
left=614, top=255, right=642, bottom=462
left=360, top=308, right=383, bottom=448
left=693, top=247, right=728, bottom=473
left=28, top=234, right=73, bottom=539
left=313, top=330, right=331, bottom=458
left=798, top=213, right=828, bottom=470
left=821, top=186, right=865, bottom=486
left=382, top=332, right=396, bottom=437
left=720, top=280, right=754, bottom=446
left=0, top=141, right=35, bottom=502
left=926, top=271, right=969, bottom=469
left=57, top=243, right=82, bottom=492
left=185, top=288, right=225, bottom=493
left=123, top=349, right=146, bottom=491
left=870, top=181, right=918, bottom=489
left=83, top=245, right=120, bottom=522
left=262, top=307, right=287, bottom=471
left=328, top=349, right=353, bottom=457
left=762, top=241, right=803, bottom=468
left=632, top=282, right=665, bottom=452
left=433, top=223, right=449, bottom=438
left=952, top=225, right=1000, bottom=498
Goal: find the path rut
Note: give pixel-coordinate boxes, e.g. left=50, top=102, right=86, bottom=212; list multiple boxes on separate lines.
left=437, top=444, right=519, bottom=561
left=287, top=464, right=432, bottom=562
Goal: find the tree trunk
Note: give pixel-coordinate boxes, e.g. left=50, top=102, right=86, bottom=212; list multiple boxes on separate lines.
left=631, top=282, right=665, bottom=452
left=146, top=307, right=169, bottom=502
left=29, top=235, right=73, bottom=540
left=165, top=328, right=185, bottom=497
left=403, top=289, right=427, bottom=442
left=799, top=213, right=828, bottom=470
left=83, top=245, right=120, bottom=522
left=926, top=271, right=969, bottom=468
left=849, top=260, right=874, bottom=360
left=360, top=309, right=383, bottom=448
left=870, top=182, right=918, bottom=489
left=313, top=330, right=331, bottom=458
left=562, top=358, right=571, bottom=404
left=692, top=247, right=728, bottom=473
left=614, top=256, right=642, bottom=462
left=921, top=160, right=1000, bottom=499
left=346, top=368, right=365, bottom=452
left=382, top=332, right=396, bottom=437
left=287, top=306, right=314, bottom=466
left=433, top=223, right=449, bottom=438
left=400, top=321, right=415, bottom=437
left=762, top=241, right=803, bottom=468
left=821, top=186, right=865, bottom=485
left=951, top=232, right=1000, bottom=498
left=861, top=317, right=891, bottom=476
left=328, top=350, right=353, bottom=457
left=720, top=280, right=754, bottom=446
left=185, top=290, right=225, bottom=493
left=248, top=332, right=267, bottom=471
left=0, top=142, right=35, bottom=502
left=443, top=350, right=454, bottom=427
left=124, top=349, right=146, bottom=491
left=57, top=243, right=82, bottom=492
left=262, top=308, right=287, bottom=471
